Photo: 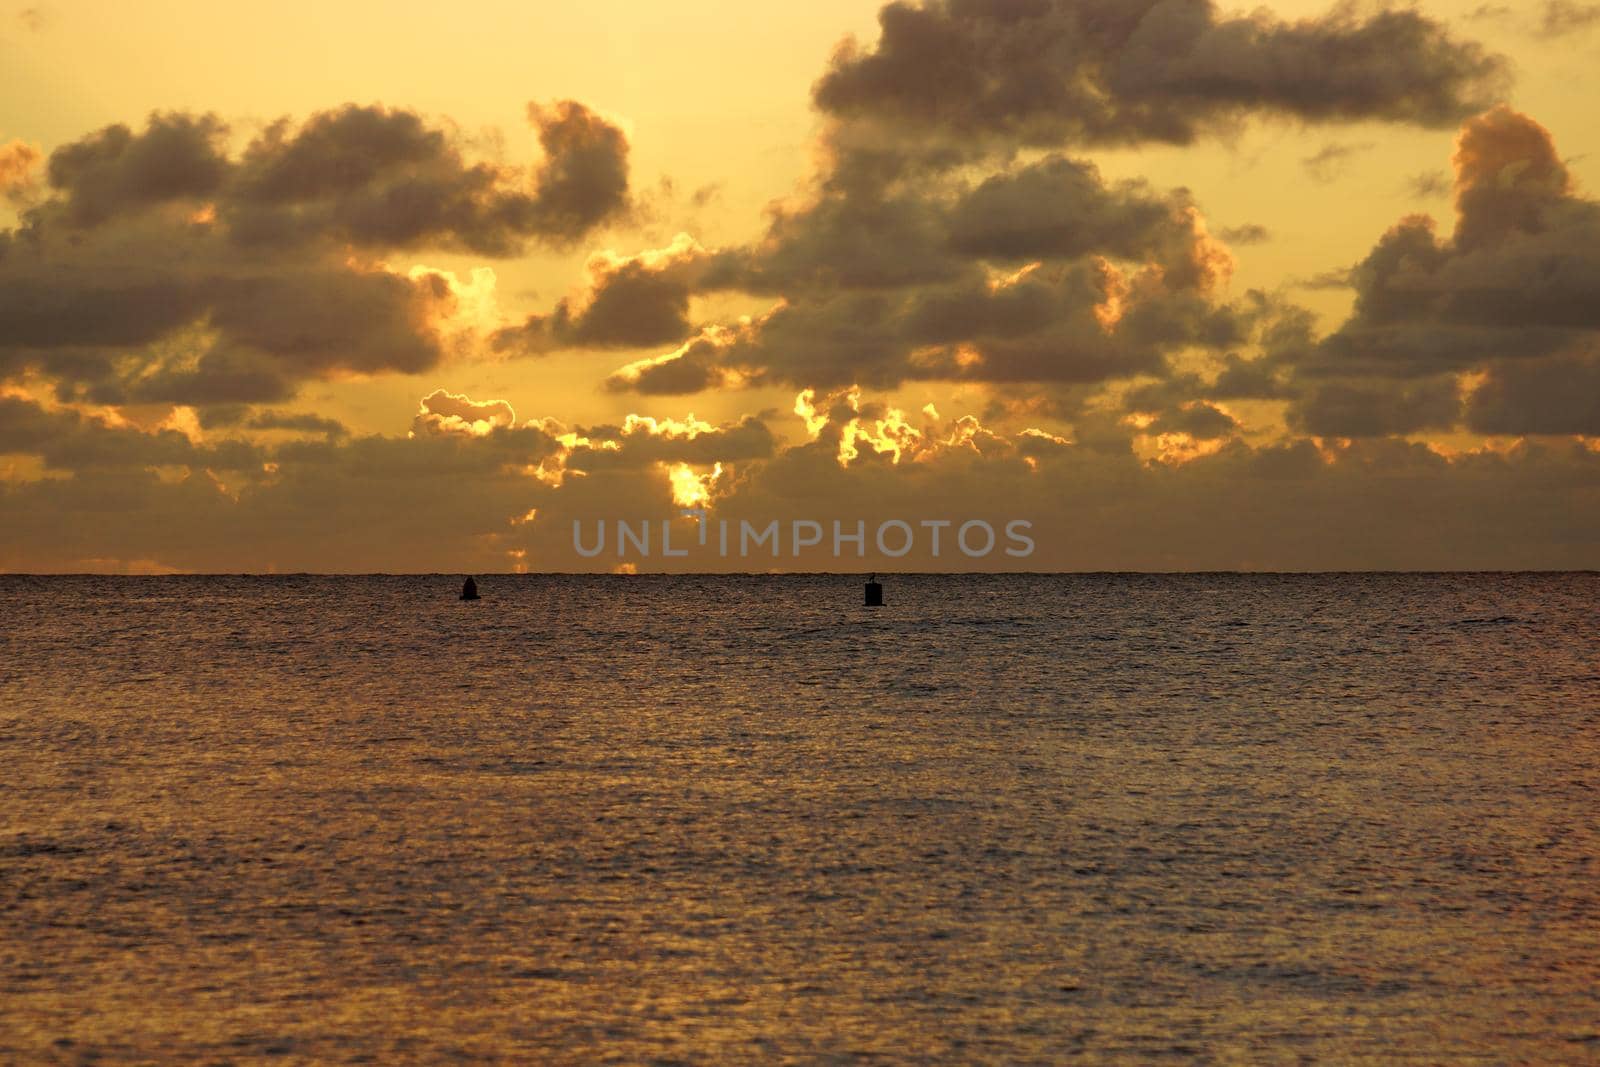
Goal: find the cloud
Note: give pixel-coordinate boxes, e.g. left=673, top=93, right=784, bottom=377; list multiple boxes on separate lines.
left=9, top=7, right=1600, bottom=572
left=1145, top=401, right=1240, bottom=440
left=947, top=156, right=1201, bottom=264
left=12, top=386, right=1600, bottom=572
left=0, top=267, right=210, bottom=351
left=0, top=405, right=563, bottom=572
left=1293, top=268, right=1355, bottom=291
left=226, top=101, right=630, bottom=254
left=611, top=259, right=1246, bottom=394
left=10, top=264, right=458, bottom=407
left=1218, top=223, right=1271, bottom=245
left=1, top=99, right=629, bottom=411
left=493, top=235, right=702, bottom=355
left=594, top=2, right=1497, bottom=403
left=607, top=150, right=1245, bottom=394
left=1466, top=347, right=1600, bottom=435
left=245, top=410, right=348, bottom=438
left=1407, top=170, right=1452, bottom=199
left=812, top=0, right=1507, bottom=149
left=0, top=394, right=262, bottom=472
left=705, top=190, right=967, bottom=293
left=1119, top=344, right=1292, bottom=416
left=412, top=389, right=518, bottom=436
left=45, top=113, right=230, bottom=226
left=1278, top=107, right=1600, bottom=436
left=116, top=348, right=300, bottom=408
left=563, top=413, right=777, bottom=472
left=1290, top=379, right=1462, bottom=438
left=1537, top=1, right=1600, bottom=38
left=1323, top=109, right=1595, bottom=345
left=0, top=139, right=41, bottom=204
left=33, top=102, right=630, bottom=254
left=1464, top=0, right=1600, bottom=38
left=524, top=101, right=632, bottom=243
left=605, top=331, right=741, bottom=395
left=1464, top=5, right=1513, bottom=24
left=1302, top=142, right=1374, bottom=183
left=1451, top=106, right=1573, bottom=252
left=210, top=268, right=452, bottom=376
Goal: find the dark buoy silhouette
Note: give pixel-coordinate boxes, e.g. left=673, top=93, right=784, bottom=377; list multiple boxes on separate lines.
left=864, top=573, right=884, bottom=607
left=460, top=576, right=480, bottom=601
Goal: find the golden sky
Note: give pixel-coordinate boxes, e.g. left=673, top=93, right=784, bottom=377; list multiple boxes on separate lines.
left=2, top=0, right=1599, bottom=572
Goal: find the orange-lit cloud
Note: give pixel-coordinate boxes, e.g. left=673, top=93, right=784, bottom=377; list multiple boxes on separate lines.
left=412, top=390, right=517, bottom=437
left=0, top=139, right=40, bottom=204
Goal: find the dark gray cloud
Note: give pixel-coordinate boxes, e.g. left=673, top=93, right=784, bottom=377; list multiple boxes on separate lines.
left=604, top=332, right=732, bottom=395
left=598, top=2, right=1503, bottom=401
left=0, top=271, right=208, bottom=350
left=246, top=411, right=349, bottom=438
left=0, top=225, right=455, bottom=406
left=1121, top=346, right=1290, bottom=415
left=609, top=148, right=1247, bottom=394
left=1, top=98, right=630, bottom=410
left=1214, top=350, right=1293, bottom=400
left=614, top=254, right=1250, bottom=394
left=705, top=193, right=968, bottom=294
left=1452, top=106, right=1574, bottom=253
left=1290, top=378, right=1462, bottom=438
left=1279, top=107, right=1600, bottom=436
left=813, top=0, right=1507, bottom=149
left=494, top=241, right=702, bottom=355
left=550, top=260, right=691, bottom=347
left=1467, top=348, right=1600, bottom=436
left=226, top=102, right=630, bottom=254
left=44, top=112, right=230, bottom=226
left=524, top=101, right=632, bottom=244
left=207, top=269, right=450, bottom=377
left=1114, top=342, right=1291, bottom=428
left=32, top=101, right=630, bottom=254
left=0, top=413, right=561, bottom=573
left=947, top=157, right=1190, bottom=263
left=115, top=348, right=299, bottom=408
left=0, top=394, right=263, bottom=472
left=10, top=389, right=1600, bottom=572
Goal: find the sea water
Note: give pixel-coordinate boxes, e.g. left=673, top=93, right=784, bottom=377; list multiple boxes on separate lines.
left=2, top=574, right=1597, bottom=1062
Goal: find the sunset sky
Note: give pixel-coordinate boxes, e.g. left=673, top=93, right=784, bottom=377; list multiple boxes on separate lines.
left=3, top=0, right=1599, bottom=572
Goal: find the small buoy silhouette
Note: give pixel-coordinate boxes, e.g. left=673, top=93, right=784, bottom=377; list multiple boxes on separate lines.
left=460, top=576, right=480, bottom=601
left=864, top=573, right=884, bottom=607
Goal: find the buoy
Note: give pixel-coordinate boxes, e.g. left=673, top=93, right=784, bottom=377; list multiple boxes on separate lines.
left=461, top=576, right=480, bottom=601
left=864, top=573, right=884, bottom=607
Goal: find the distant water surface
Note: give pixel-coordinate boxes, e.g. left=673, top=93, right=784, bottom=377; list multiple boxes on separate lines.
left=1, top=574, right=1598, bottom=1063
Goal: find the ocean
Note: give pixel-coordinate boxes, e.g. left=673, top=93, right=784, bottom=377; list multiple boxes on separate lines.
left=2, top=573, right=1597, bottom=1063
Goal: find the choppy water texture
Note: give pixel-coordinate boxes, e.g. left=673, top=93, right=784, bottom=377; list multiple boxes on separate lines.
left=2, top=574, right=1598, bottom=1064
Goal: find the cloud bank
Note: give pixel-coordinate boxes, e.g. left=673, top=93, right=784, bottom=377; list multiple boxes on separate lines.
left=3, top=0, right=1599, bottom=572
